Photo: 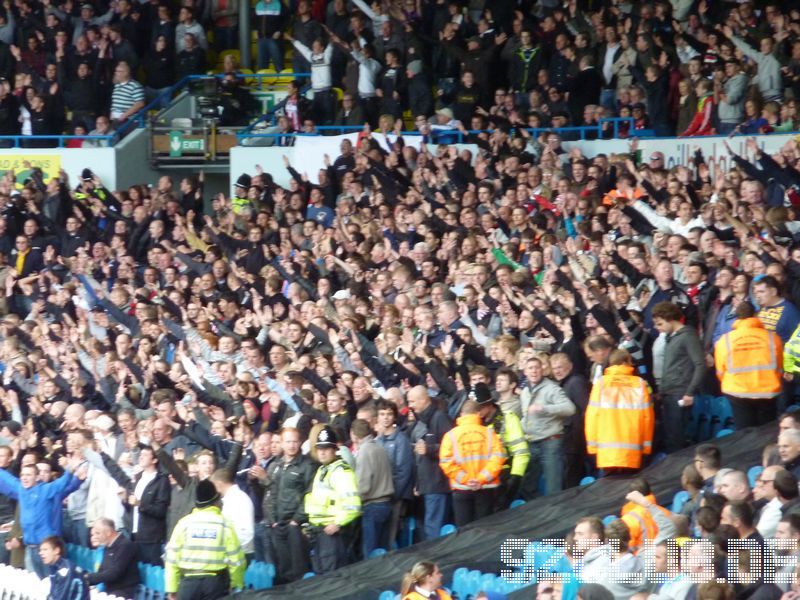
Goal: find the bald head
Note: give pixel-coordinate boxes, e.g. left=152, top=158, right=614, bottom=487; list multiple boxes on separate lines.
left=64, top=403, right=85, bottom=423
left=384, top=387, right=405, bottom=407
left=717, top=470, right=750, bottom=501
left=407, top=385, right=431, bottom=413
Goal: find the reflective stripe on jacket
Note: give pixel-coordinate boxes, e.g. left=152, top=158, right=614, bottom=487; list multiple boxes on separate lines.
left=620, top=495, right=669, bottom=553
left=488, top=410, right=530, bottom=478
left=584, top=364, right=654, bottom=469
left=783, top=324, right=800, bottom=375
left=439, top=413, right=507, bottom=491
left=304, top=458, right=362, bottom=526
left=714, top=317, right=783, bottom=399
left=164, top=506, right=246, bottom=594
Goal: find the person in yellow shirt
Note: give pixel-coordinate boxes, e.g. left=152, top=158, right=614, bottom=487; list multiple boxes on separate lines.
left=304, top=425, right=361, bottom=573
left=164, top=479, right=245, bottom=600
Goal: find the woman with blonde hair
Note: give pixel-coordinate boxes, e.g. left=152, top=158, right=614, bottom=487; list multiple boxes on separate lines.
left=400, top=561, right=451, bottom=600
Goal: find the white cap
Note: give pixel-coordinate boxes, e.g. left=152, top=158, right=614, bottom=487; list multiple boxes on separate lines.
left=332, top=290, right=351, bottom=300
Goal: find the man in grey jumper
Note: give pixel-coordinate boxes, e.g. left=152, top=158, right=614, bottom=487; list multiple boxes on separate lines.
left=519, top=357, right=575, bottom=499
left=351, top=419, right=394, bottom=559
left=726, top=26, right=783, bottom=102
left=717, top=59, right=748, bottom=135
left=652, top=301, right=706, bottom=454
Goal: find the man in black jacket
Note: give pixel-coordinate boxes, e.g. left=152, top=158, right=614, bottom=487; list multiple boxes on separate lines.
left=0, top=78, right=20, bottom=147
left=101, top=445, right=171, bottom=565
left=88, top=518, right=140, bottom=599
left=550, top=353, right=591, bottom=488
left=60, top=61, right=100, bottom=131
left=10, top=235, right=44, bottom=276
left=406, top=385, right=452, bottom=541
left=652, top=301, right=706, bottom=454
left=260, top=428, right=317, bottom=584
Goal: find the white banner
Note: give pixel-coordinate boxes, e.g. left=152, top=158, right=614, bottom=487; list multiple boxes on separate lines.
left=232, top=132, right=800, bottom=190
left=562, top=133, right=800, bottom=178
left=232, top=134, right=479, bottom=188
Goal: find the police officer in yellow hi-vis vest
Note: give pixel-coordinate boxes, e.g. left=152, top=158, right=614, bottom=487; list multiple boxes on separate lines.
left=304, top=425, right=362, bottom=574
left=165, top=478, right=246, bottom=600
left=471, top=382, right=530, bottom=508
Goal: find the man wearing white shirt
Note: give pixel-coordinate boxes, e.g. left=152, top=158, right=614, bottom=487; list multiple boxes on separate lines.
left=756, top=465, right=789, bottom=538
left=627, top=197, right=708, bottom=237
left=285, top=32, right=334, bottom=125
left=212, top=468, right=255, bottom=558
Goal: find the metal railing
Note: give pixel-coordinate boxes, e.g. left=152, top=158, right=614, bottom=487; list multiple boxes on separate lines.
left=0, top=135, right=115, bottom=148
left=0, top=84, right=651, bottom=149
left=237, top=118, right=647, bottom=143
left=0, top=72, right=309, bottom=149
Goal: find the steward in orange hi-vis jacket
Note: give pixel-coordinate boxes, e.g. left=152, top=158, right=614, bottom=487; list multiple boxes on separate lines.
left=585, top=350, right=654, bottom=470
left=439, top=401, right=507, bottom=527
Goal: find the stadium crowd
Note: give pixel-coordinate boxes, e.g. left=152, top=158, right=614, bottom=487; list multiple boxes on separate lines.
left=0, top=123, right=799, bottom=597
left=2, top=0, right=800, bottom=144
left=1, top=0, right=800, bottom=598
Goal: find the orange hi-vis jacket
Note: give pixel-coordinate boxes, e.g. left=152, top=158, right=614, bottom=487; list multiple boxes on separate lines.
left=403, top=590, right=452, bottom=600
left=621, top=494, right=670, bottom=553
left=585, top=364, right=654, bottom=469
left=714, top=317, right=783, bottom=399
left=439, top=413, right=507, bottom=491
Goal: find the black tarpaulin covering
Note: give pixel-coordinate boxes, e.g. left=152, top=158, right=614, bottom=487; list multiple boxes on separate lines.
left=232, top=425, right=772, bottom=600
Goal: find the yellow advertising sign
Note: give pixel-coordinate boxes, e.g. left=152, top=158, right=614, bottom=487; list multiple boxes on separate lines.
left=0, top=154, right=62, bottom=183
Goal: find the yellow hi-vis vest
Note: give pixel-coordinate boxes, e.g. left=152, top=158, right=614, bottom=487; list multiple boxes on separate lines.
left=304, top=458, right=362, bottom=527
left=164, top=506, right=246, bottom=594
left=488, top=409, right=530, bottom=478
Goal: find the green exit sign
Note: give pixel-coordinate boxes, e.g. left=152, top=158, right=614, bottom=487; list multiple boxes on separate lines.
left=169, top=131, right=205, bottom=157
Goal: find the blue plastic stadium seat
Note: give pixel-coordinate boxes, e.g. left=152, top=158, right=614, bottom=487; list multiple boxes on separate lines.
left=399, top=516, right=416, bottom=547
left=369, top=548, right=387, bottom=558
left=479, top=572, right=497, bottom=593
left=378, top=592, right=396, bottom=600
left=303, top=571, right=315, bottom=579
left=710, top=396, right=734, bottom=436
left=244, top=563, right=257, bottom=589
left=510, top=499, right=526, bottom=508
left=671, top=490, right=689, bottom=513
left=602, top=515, right=617, bottom=526
left=748, top=465, right=764, bottom=488
left=579, top=476, right=596, bottom=486
left=524, top=543, right=562, bottom=572
left=716, top=428, right=734, bottom=438
left=451, top=567, right=470, bottom=599
left=466, top=570, right=482, bottom=598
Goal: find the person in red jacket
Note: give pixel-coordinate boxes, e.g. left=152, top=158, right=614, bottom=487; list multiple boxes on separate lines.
left=680, top=79, right=716, bottom=137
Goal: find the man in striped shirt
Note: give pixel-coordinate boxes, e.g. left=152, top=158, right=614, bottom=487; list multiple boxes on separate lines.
left=110, top=61, right=145, bottom=126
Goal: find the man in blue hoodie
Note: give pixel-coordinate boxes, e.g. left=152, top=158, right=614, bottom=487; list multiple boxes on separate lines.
left=0, top=456, right=83, bottom=577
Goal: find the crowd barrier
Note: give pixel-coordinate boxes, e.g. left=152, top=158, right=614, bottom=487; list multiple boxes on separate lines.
left=0, top=563, right=125, bottom=600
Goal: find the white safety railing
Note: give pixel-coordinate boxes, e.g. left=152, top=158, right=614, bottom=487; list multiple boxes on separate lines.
left=0, top=564, right=125, bottom=600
